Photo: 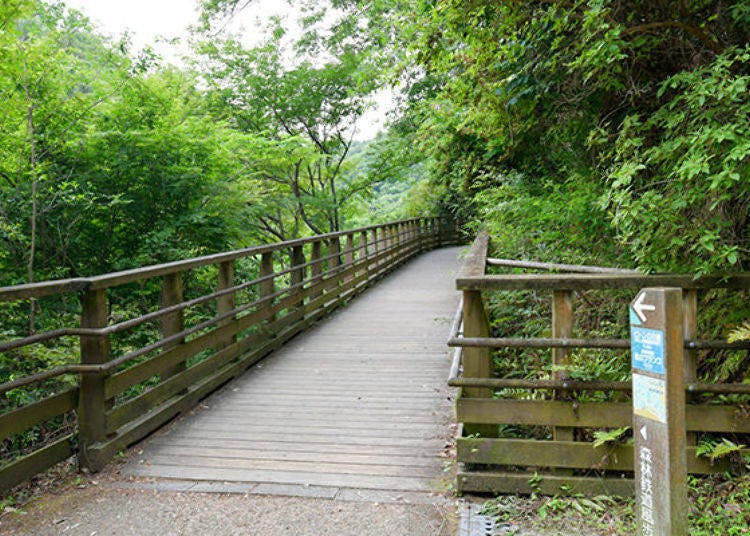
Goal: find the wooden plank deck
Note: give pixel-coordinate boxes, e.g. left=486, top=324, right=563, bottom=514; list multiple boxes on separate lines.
left=121, top=246, right=462, bottom=501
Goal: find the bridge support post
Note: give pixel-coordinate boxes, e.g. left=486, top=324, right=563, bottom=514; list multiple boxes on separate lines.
left=683, top=289, right=698, bottom=446
left=217, top=261, right=236, bottom=349
left=462, top=289, right=497, bottom=438
left=290, top=245, right=306, bottom=311
left=344, top=233, right=355, bottom=283
left=552, top=290, right=574, bottom=444
left=308, top=241, right=323, bottom=308
left=78, top=288, right=111, bottom=472
left=329, top=237, right=341, bottom=272
left=328, top=237, right=342, bottom=304
left=460, top=231, right=496, bottom=438
left=260, top=252, right=275, bottom=323
left=160, top=272, right=186, bottom=385
left=371, top=228, right=380, bottom=273
left=360, top=231, right=369, bottom=282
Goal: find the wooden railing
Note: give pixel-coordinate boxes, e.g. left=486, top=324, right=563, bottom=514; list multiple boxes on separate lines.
left=0, top=218, right=452, bottom=493
left=449, top=231, right=750, bottom=496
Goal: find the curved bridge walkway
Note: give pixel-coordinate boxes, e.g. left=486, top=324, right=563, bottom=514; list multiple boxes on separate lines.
left=117, top=246, right=462, bottom=501
left=4, top=247, right=462, bottom=536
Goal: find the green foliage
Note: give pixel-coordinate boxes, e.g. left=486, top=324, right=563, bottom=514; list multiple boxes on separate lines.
left=482, top=474, right=750, bottom=535
left=195, top=13, right=381, bottom=239
left=481, top=493, right=634, bottom=534
left=696, top=437, right=747, bottom=463
left=475, top=173, right=625, bottom=265
left=592, top=427, right=630, bottom=448
left=688, top=475, right=750, bottom=535
left=729, top=322, right=750, bottom=343
left=605, top=47, right=750, bottom=274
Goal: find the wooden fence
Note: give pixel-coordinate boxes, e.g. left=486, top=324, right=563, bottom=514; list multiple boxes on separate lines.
left=449, top=231, right=750, bottom=496
left=0, top=218, right=450, bottom=494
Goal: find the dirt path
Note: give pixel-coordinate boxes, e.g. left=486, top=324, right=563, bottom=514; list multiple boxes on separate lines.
left=1, top=477, right=457, bottom=536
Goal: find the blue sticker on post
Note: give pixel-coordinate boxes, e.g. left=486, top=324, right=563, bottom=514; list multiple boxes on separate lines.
left=631, top=327, right=665, bottom=374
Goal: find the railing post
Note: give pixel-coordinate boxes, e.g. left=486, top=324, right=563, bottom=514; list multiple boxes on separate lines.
left=309, top=241, right=323, bottom=306
left=683, top=288, right=698, bottom=445
left=344, top=233, right=355, bottom=283
left=217, top=260, right=235, bottom=349
left=459, top=230, right=496, bottom=438
left=392, top=224, right=400, bottom=265
left=78, top=288, right=110, bottom=471
left=383, top=226, right=391, bottom=265
left=329, top=237, right=341, bottom=272
left=360, top=231, right=369, bottom=282
left=371, top=227, right=380, bottom=273
left=160, top=272, right=185, bottom=381
left=260, top=251, right=275, bottom=322
left=552, top=290, right=575, bottom=444
left=290, top=245, right=306, bottom=310
left=328, top=237, right=342, bottom=302
left=462, top=290, right=497, bottom=438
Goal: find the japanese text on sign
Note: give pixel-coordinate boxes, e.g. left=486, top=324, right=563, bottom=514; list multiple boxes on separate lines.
left=639, top=445, right=655, bottom=536
left=631, top=327, right=665, bottom=374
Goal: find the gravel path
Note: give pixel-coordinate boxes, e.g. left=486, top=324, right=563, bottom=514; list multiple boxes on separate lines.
left=0, top=482, right=457, bottom=536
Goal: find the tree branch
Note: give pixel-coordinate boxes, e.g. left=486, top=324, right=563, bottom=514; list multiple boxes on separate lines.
left=623, top=21, right=723, bottom=55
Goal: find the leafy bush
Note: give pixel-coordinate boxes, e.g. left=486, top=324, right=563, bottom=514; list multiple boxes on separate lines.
left=605, top=47, right=750, bottom=274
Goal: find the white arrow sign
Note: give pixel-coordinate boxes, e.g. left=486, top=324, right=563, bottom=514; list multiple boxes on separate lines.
left=640, top=425, right=648, bottom=441
left=633, top=292, right=656, bottom=323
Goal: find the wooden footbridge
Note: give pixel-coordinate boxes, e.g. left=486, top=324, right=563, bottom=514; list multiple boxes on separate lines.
left=119, top=245, right=460, bottom=498
left=2, top=219, right=749, bottom=507
left=1, top=219, right=461, bottom=500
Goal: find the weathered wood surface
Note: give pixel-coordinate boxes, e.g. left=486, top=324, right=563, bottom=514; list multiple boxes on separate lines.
left=122, top=247, right=462, bottom=497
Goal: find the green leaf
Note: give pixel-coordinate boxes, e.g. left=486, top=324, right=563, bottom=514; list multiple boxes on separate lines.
left=592, top=427, right=630, bottom=448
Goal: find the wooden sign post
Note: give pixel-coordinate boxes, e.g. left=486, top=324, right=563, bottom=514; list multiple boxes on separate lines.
left=630, top=288, right=688, bottom=536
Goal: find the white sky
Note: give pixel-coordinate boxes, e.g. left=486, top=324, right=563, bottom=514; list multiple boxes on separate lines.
left=62, top=0, right=391, bottom=140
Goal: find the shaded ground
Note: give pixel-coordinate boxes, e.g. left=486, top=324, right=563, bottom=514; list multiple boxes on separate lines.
left=0, top=479, right=456, bottom=536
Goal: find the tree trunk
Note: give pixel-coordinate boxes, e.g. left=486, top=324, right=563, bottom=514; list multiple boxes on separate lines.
left=21, top=49, right=38, bottom=335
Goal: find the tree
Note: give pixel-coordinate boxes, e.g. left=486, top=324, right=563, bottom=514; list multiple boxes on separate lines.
left=318, top=0, right=750, bottom=272
left=196, top=8, right=381, bottom=239
left=0, top=1, right=133, bottom=329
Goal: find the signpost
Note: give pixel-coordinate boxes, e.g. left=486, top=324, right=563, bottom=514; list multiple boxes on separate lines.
left=630, top=288, right=688, bottom=536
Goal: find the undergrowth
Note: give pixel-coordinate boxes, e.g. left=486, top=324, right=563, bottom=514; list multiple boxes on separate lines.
left=482, top=473, right=750, bottom=535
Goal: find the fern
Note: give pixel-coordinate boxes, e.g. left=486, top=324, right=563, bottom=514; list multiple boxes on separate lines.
left=728, top=321, right=750, bottom=343
left=696, top=438, right=746, bottom=461
left=592, top=427, right=630, bottom=448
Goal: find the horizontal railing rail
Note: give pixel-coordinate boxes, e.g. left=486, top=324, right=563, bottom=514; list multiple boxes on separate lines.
left=0, top=217, right=455, bottom=494
left=450, top=230, right=750, bottom=496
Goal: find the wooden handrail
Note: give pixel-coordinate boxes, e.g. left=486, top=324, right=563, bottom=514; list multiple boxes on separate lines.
left=0, top=218, right=431, bottom=301
left=458, top=272, right=750, bottom=290
left=451, top=231, right=750, bottom=496
left=486, top=257, right=639, bottom=274
left=0, top=217, right=452, bottom=492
